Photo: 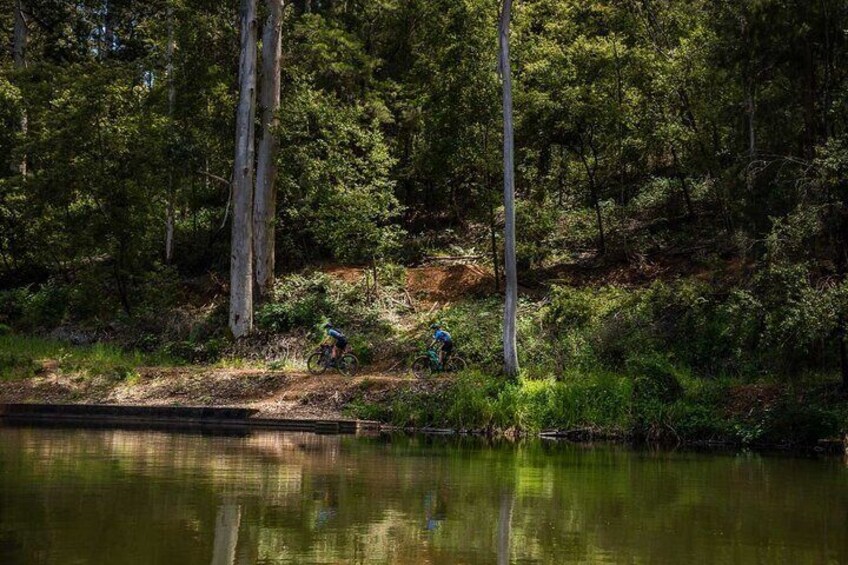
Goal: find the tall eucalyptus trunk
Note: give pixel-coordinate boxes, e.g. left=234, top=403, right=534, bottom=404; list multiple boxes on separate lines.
left=230, top=0, right=258, bottom=338
left=253, top=0, right=284, bottom=299
left=499, top=0, right=518, bottom=377
left=12, top=0, right=27, bottom=176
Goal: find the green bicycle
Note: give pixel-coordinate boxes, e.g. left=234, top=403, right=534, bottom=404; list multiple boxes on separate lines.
left=411, top=347, right=467, bottom=379
left=307, top=345, right=359, bottom=377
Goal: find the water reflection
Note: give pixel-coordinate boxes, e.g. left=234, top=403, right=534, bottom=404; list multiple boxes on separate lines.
left=0, top=426, right=846, bottom=564
left=211, top=503, right=241, bottom=565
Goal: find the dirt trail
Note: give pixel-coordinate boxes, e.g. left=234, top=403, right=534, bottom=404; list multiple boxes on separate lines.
left=0, top=366, right=413, bottom=420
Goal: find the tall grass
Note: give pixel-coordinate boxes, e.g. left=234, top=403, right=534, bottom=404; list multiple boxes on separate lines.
left=0, top=334, right=174, bottom=381
left=349, top=369, right=633, bottom=433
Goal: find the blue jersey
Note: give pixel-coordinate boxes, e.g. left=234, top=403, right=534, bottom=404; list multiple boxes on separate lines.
left=433, top=329, right=452, bottom=344
left=327, top=329, right=345, bottom=341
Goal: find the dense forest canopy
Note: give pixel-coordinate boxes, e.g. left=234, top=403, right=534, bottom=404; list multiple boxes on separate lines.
left=1, top=0, right=848, bottom=367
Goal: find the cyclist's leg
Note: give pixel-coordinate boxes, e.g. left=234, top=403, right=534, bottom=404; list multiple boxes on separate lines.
left=334, top=339, right=347, bottom=360
left=441, top=341, right=453, bottom=367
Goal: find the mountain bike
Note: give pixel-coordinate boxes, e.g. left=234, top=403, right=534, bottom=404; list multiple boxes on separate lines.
left=411, top=348, right=467, bottom=379
left=307, top=345, right=359, bottom=377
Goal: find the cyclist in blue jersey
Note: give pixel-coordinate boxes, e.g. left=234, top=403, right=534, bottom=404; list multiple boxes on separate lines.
left=321, top=323, right=348, bottom=364
left=429, top=323, right=453, bottom=368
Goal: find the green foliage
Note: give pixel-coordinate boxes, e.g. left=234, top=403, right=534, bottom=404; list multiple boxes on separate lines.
left=162, top=338, right=224, bottom=364
left=277, top=74, right=404, bottom=265
left=349, top=369, right=632, bottom=433
left=515, top=200, right=557, bottom=269
left=628, top=354, right=685, bottom=404
left=0, top=334, right=173, bottom=380
left=0, top=284, right=68, bottom=331
left=0, top=351, right=40, bottom=381
left=257, top=272, right=370, bottom=333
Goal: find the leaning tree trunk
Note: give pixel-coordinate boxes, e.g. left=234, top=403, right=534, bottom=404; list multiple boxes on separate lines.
left=12, top=0, right=27, bottom=176
left=499, top=0, right=519, bottom=377
left=253, top=0, right=283, bottom=299
left=230, top=0, right=258, bottom=338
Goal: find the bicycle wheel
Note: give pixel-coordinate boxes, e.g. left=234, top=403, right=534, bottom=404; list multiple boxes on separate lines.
left=411, top=356, right=433, bottom=379
left=446, top=356, right=467, bottom=373
left=306, top=351, right=327, bottom=375
left=337, top=353, right=359, bottom=377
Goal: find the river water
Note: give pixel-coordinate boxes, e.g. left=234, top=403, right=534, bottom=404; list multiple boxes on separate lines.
left=0, top=426, right=845, bottom=564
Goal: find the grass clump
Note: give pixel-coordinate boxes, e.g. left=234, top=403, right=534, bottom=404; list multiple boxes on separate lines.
left=0, top=334, right=172, bottom=380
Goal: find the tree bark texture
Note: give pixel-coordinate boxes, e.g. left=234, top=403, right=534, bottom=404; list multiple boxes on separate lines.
left=230, top=0, right=258, bottom=338
left=499, top=0, right=519, bottom=377
left=253, top=0, right=284, bottom=299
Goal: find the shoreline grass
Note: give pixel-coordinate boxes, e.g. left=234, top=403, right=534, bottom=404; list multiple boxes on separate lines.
left=0, top=334, right=175, bottom=381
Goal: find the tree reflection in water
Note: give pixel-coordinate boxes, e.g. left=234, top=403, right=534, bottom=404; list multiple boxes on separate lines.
left=0, top=427, right=846, bottom=564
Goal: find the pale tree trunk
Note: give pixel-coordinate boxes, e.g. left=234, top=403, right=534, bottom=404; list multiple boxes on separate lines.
left=499, top=0, right=519, bottom=377
left=12, top=0, right=27, bottom=176
left=253, top=0, right=283, bottom=299
left=165, top=3, right=176, bottom=263
left=230, top=0, right=258, bottom=338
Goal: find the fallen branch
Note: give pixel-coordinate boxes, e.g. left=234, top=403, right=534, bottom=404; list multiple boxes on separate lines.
left=420, top=255, right=485, bottom=264
left=196, top=169, right=231, bottom=186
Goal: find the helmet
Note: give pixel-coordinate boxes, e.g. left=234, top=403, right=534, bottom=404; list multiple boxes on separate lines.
left=430, top=323, right=441, bottom=330
left=323, top=322, right=333, bottom=329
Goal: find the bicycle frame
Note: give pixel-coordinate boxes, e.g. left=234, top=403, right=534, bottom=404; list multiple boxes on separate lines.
left=318, top=345, right=333, bottom=367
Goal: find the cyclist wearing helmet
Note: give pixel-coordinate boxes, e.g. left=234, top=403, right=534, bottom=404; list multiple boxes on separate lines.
left=429, top=323, right=453, bottom=367
left=321, top=323, right=348, bottom=363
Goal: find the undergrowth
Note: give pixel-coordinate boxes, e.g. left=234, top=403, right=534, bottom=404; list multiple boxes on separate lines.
left=0, top=334, right=173, bottom=381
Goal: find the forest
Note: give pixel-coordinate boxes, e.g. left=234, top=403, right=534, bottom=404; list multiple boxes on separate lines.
left=1, top=0, right=848, bottom=442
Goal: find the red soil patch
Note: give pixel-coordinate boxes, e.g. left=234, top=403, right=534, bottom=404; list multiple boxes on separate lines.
left=322, top=263, right=496, bottom=304
left=406, top=265, right=494, bottom=304
left=323, top=265, right=366, bottom=284
left=725, top=384, right=784, bottom=417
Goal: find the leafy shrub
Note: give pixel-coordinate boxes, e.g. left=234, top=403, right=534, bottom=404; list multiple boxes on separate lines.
left=667, top=399, right=729, bottom=441
left=516, top=200, right=557, bottom=269
left=163, top=338, right=224, bottom=364
left=257, top=272, right=384, bottom=334
left=376, top=263, right=407, bottom=288
left=628, top=354, right=685, bottom=404
left=0, top=287, right=31, bottom=325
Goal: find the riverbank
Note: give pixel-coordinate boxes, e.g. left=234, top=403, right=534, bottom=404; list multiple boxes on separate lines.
left=2, top=334, right=846, bottom=450
left=4, top=262, right=848, bottom=450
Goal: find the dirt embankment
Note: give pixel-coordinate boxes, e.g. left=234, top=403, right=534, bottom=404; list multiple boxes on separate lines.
left=0, top=366, right=412, bottom=420
left=324, top=263, right=496, bottom=305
